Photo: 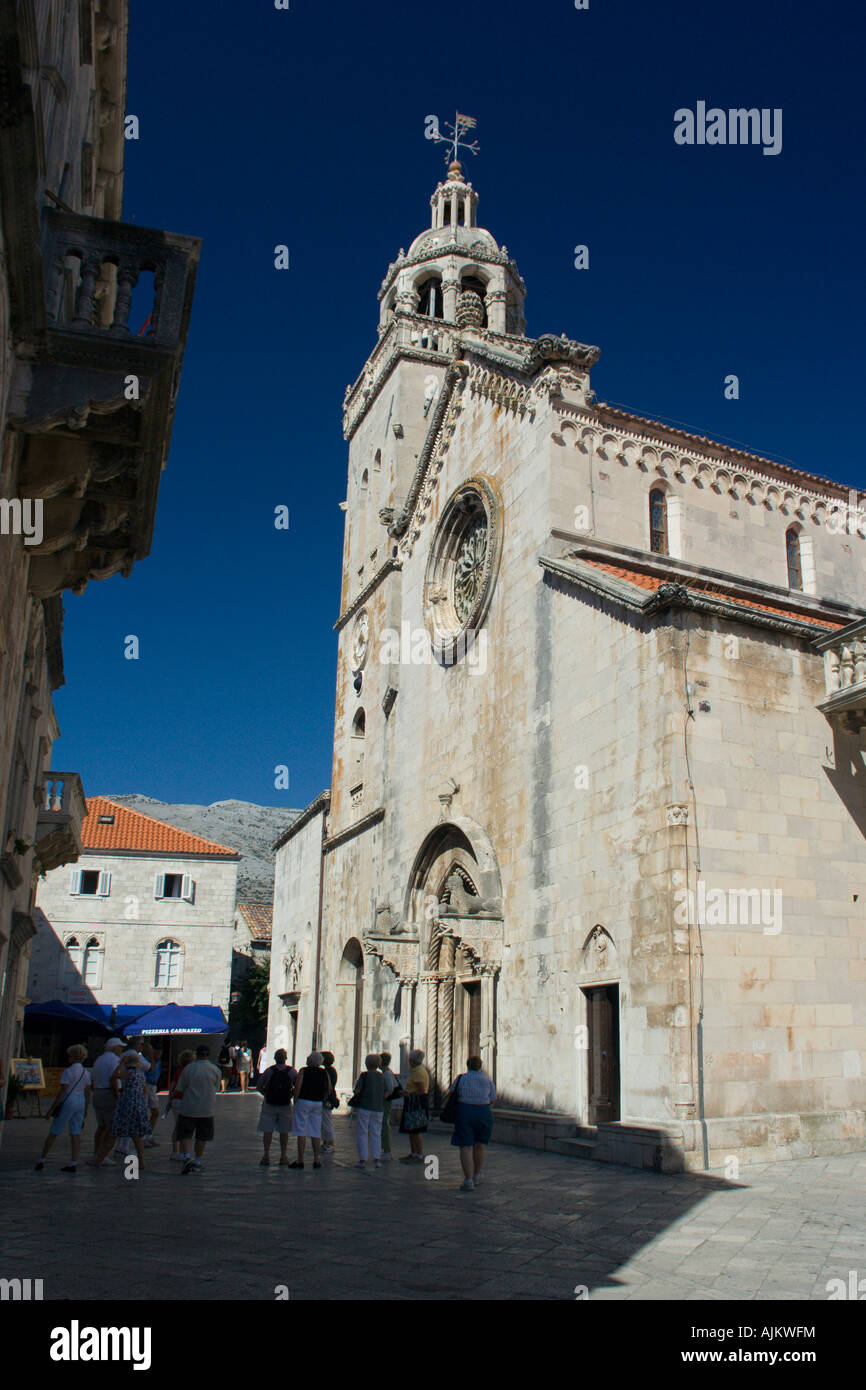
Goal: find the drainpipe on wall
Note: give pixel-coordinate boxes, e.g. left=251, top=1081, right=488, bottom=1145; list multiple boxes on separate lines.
left=311, top=808, right=328, bottom=1052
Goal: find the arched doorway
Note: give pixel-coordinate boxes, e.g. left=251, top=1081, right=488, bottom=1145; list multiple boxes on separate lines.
left=335, top=938, right=364, bottom=1081
left=402, top=820, right=504, bottom=1096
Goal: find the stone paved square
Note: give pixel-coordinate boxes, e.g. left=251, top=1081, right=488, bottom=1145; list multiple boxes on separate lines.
left=1, top=1096, right=865, bottom=1302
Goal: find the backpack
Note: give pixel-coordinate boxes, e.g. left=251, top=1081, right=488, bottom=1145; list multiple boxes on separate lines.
left=264, top=1067, right=294, bottom=1107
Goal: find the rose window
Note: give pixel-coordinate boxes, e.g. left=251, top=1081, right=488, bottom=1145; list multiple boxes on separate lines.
left=423, top=478, right=502, bottom=663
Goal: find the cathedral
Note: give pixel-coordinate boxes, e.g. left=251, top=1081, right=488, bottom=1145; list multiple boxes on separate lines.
left=266, top=151, right=866, bottom=1171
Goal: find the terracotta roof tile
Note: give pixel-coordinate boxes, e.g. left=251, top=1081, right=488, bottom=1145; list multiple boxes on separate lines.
left=582, top=559, right=848, bottom=631
left=237, top=903, right=273, bottom=940
left=82, top=797, right=239, bottom=857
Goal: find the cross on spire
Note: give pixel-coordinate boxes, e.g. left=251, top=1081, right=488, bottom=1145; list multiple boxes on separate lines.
left=434, top=111, right=480, bottom=171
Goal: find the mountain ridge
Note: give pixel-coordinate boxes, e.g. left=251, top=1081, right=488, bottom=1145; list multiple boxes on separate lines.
left=103, top=794, right=298, bottom=902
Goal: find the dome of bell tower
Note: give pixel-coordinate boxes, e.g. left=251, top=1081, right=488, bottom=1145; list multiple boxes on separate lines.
left=378, top=158, right=526, bottom=338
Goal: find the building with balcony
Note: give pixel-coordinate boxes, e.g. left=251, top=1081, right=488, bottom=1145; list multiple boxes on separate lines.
left=28, top=797, right=240, bottom=1030
left=267, top=160, right=866, bottom=1170
left=0, top=1, right=199, bottom=1118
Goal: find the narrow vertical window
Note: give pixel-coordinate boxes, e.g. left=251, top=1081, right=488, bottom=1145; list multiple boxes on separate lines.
left=786, top=528, right=803, bottom=590
left=649, top=489, right=668, bottom=555
left=82, top=937, right=103, bottom=988
left=65, top=937, right=82, bottom=982
left=155, top=939, right=183, bottom=989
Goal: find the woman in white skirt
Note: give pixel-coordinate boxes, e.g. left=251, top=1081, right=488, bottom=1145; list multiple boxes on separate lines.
left=289, top=1052, right=333, bottom=1169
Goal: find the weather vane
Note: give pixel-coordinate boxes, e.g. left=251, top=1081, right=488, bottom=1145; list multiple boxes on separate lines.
left=434, top=111, right=480, bottom=169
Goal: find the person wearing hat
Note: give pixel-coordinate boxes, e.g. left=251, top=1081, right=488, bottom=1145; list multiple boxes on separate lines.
left=88, top=1037, right=125, bottom=1166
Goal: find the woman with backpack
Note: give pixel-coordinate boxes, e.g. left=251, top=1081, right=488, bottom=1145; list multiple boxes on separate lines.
left=256, top=1049, right=297, bottom=1165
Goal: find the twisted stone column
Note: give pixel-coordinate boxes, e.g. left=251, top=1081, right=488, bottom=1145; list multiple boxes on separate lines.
left=438, top=935, right=456, bottom=1088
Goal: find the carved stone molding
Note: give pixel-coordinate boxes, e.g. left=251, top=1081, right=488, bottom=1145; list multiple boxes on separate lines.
left=553, top=408, right=861, bottom=529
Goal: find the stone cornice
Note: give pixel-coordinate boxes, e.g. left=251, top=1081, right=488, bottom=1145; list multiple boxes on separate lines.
left=550, top=533, right=865, bottom=626
left=342, top=316, right=591, bottom=442
left=555, top=404, right=862, bottom=510
left=389, top=359, right=462, bottom=545
left=334, top=556, right=402, bottom=632
left=540, top=547, right=859, bottom=640
left=323, top=806, right=385, bottom=854
left=272, top=791, right=329, bottom=854
left=813, top=616, right=866, bottom=653
left=378, top=238, right=526, bottom=302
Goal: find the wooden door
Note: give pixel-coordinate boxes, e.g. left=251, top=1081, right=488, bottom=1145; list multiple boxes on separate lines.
left=585, top=984, right=620, bottom=1123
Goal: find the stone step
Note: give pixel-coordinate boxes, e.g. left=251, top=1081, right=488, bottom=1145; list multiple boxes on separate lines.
left=545, top=1135, right=598, bottom=1160
left=574, top=1124, right=598, bottom=1142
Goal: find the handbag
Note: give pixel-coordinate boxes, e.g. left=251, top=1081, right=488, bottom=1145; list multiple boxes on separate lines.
left=46, top=1063, right=87, bottom=1120
left=402, top=1095, right=427, bottom=1131
left=439, top=1075, right=463, bottom=1126
left=347, top=1072, right=366, bottom=1109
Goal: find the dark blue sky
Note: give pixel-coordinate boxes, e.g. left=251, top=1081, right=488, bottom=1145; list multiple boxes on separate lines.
left=53, top=0, right=865, bottom=811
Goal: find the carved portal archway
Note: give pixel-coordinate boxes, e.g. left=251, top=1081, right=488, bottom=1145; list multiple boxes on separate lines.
left=409, top=821, right=503, bottom=1093
left=363, top=820, right=504, bottom=1092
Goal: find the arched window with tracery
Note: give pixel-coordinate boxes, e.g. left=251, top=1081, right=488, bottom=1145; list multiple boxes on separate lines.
left=155, top=939, right=183, bottom=989
left=82, top=936, right=103, bottom=989
left=649, top=488, right=669, bottom=554
left=64, top=936, right=82, bottom=983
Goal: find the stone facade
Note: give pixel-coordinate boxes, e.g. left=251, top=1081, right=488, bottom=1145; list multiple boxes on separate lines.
left=0, top=2, right=198, bottom=1123
left=267, top=160, right=866, bottom=1168
left=30, top=847, right=239, bottom=1013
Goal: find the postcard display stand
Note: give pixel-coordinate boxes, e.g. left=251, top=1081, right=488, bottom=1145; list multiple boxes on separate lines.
left=10, top=1057, right=46, bottom=1117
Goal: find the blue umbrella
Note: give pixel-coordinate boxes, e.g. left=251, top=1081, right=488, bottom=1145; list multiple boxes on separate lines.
left=24, top=999, right=110, bottom=1029
left=121, top=1004, right=228, bottom=1036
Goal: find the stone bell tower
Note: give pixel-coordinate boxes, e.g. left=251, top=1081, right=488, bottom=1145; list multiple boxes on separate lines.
left=336, top=154, right=531, bottom=723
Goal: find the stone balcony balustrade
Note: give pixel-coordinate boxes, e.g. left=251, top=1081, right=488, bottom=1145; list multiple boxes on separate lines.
left=8, top=209, right=200, bottom=598
left=33, top=771, right=87, bottom=873
left=343, top=313, right=457, bottom=438
left=815, top=619, right=866, bottom=733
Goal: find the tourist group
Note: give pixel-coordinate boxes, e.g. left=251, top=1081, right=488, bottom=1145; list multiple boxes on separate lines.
left=33, top=1041, right=496, bottom=1190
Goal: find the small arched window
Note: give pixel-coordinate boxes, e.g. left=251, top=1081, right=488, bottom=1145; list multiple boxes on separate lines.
left=82, top=937, right=103, bottom=988
left=373, top=450, right=382, bottom=473
left=361, top=468, right=369, bottom=490
left=155, top=939, right=183, bottom=989
left=786, top=527, right=803, bottom=590
left=417, top=276, right=443, bottom=319
left=351, top=709, right=366, bottom=771
left=64, top=937, right=82, bottom=982
left=649, top=488, right=669, bottom=555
